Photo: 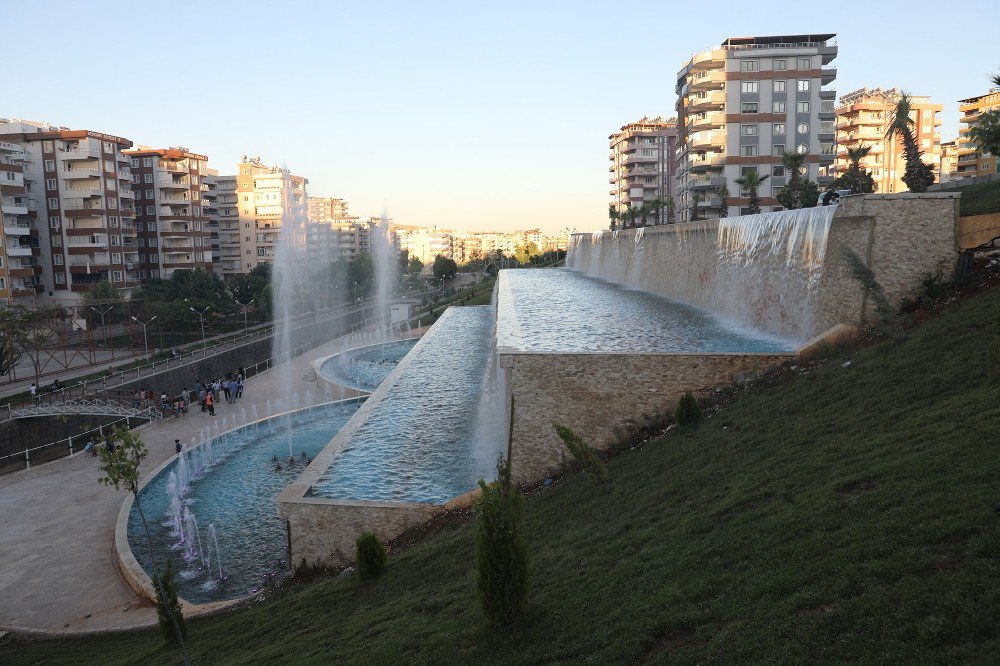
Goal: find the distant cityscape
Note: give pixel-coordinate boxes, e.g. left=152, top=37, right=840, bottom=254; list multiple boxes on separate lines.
left=0, top=118, right=568, bottom=308
left=608, top=33, right=998, bottom=224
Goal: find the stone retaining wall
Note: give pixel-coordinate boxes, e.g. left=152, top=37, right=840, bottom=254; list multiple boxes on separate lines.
left=501, top=351, right=792, bottom=483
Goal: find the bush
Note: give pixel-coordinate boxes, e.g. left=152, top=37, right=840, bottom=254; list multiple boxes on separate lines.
left=152, top=559, right=186, bottom=645
left=474, top=458, right=530, bottom=625
left=355, top=532, right=387, bottom=579
left=553, top=423, right=607, bottom=481
left=675, top=392, right=703, bottom=428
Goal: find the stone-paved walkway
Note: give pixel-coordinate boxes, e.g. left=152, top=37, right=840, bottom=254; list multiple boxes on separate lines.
left=0, top=327, right=415, bottom=634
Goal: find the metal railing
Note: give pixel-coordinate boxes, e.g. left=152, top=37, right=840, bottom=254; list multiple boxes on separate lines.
left=0, top=414, right=145, bottom=473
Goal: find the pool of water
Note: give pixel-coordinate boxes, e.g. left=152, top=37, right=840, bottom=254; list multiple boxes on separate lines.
left=318, top=339, right=418, bottom=391
left=497, top=269, right=796, bottom=353
left=127, top=400, right=364, bottom=603
left=309, top=306, right=502, bottom=504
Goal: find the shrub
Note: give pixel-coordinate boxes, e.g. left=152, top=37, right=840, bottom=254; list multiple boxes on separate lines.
left=922, top=269, right=949, bottom=300
left=152, top=560, right=186, bottom=644
left=474, top=458, right=530, bottom=625
left=553, top=423, right=607, bottom=481
left=355, top=532, right=387, bottom=579
left=675, top=392, right=703, bottom=428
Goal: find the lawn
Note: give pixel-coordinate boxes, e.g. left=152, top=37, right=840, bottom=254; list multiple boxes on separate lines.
left=4, top=285, right=999, bottom=664
left=957, top=178, right=1000, bottom=217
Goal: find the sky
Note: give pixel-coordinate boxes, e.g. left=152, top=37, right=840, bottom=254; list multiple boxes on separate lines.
left=3, top=0, right=998, bottom=234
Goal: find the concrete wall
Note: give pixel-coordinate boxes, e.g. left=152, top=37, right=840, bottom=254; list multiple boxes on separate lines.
left=0, top=414, right=123, bottom=464
left=501, top=351, right=791, bottom=483
left=569, top=193, right=959, bottom=341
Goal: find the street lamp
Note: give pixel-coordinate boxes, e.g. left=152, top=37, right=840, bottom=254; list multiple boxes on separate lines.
left=131, top=315, right=157, bottom=357
left=89, top=304, right=116, bottom=359
left=189, top=305, right=211, bottom=348
left=237, top=298, right=255, bottom=331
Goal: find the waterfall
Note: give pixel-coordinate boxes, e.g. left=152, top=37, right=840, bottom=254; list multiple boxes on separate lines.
left=566, top=207, right=838, bottom=341
left=472, top=280, right=508, bottom=471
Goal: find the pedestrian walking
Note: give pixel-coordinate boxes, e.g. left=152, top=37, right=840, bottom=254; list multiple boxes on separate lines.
left=235, top=375, right=244, bottom=400
left=199, top=387, right=207, bottom=413
left=206, top=391, right=215, bottom=416
left=222, top=377, right=231, bottom=403
left=175, top=439, right=182, bottom=454
left=29, top=383, right=37, bottom=401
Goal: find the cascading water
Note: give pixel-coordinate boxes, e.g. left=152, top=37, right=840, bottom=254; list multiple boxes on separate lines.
left=472, top=280, right=508, bottom=467
left=371, top=212, right=398, bottom=341
left=567, top=206, right=838, bottom=341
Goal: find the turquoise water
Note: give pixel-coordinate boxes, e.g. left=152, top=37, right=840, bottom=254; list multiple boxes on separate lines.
left=318, top=339, right=418, bottom=391
left=309, top=307, right=501, bottom=504
left=497, top=269, right=796, bottom=353
left=127, top=401, right=363, bottom=603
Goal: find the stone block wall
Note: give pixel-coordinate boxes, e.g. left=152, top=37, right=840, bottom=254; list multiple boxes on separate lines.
left=502, top=351, right=791, bottom=483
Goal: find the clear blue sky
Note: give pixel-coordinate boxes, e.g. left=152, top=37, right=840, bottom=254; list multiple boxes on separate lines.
left=3, top=0, right=998, bottom=233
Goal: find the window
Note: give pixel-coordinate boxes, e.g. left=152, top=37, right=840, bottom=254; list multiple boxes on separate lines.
left=42, top=140, right=53, bottom=152
left=49, top=216, right=60, bottom=229
left=151, top=269, right=160, bottom=278
left=148, top=222, right=156, bottom=231
left=773, top=123, right=786, bottom=135
left=53, top=254, right=64, bottom=265
left=741, top=102, right=758, bottom=114
left=51, top=235, right=62, bottom=246
left=138, top=237, right=145, bottom=247
left=144, top=173, right=152, bottom=183
left=740, top=145, right=758, bottom=157
left=44, top=159, right=55, bottom=171
left=113, top=271, right=123, bottom=282
left=796, top=143, right=809, bottom=154
left=195, top=237, right=203, bottom=246
left=131, top=158, right=139, bottom=168
left=772, top=186, right=783, bottom=198
left=149, top=237, right=157, bottom=247
left=797, top=101, right=810, bottom=113
left=109, top=216, right=118, bottom=227
left=772, top=165, right=785, bottom=177
left=55, top=272, right=65, bottom=285
left=773, top=101, right=786, bottom=113
left=797, top=57, right=811, bottom=69
left=143, top=157, right=152, bottom=167
left=741, top=81, right=759, bottom=94
left=797, top=122, right=809, bottom=134
left=774, top=59, right=786, bottom=71
left=741, top=59, right=759, bottom=72
left=741, top=124, right=758, bottom=136
left=151, top=254, right=158, bottom=263
left=47, top=197, right=59, bottom=208
left=139, top=270, right=148, bottom=279
left=45, top=178, right=56, bottom=190
left=257, top=247, right=266, bottom=256
left=110, top=235, right=120, bottom=246
left=103, top=141, right=113, bottom=154
left=773, top=80, right=786, bottom=93
left=132, top=174, right=140, bottom=184
left=106, top=178, right=116, bottom=190
left=108, top=198, right=117, bottom=209
left=111, top=252, right=121, bottom=264
left=146, top=206, right=154, bottom=215
left=773, top=144, right=785, bottom=155
left=797, top=80, right=810, bottom=92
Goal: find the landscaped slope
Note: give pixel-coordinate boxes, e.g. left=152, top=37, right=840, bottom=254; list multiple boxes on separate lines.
left=5, top=288, right=1000, bottom=664
left=957, top=179, right=1000, bottom=217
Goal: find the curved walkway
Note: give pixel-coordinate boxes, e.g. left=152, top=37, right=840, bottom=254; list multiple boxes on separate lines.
left=0, top=328, right=413, bottom=634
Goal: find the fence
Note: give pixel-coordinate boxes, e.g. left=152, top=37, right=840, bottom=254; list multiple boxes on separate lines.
left=0, top=415, right=146, bottom=474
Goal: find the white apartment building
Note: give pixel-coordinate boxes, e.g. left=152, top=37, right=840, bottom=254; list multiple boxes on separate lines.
left=307, top=196, right=351, bottom=224
left=213, top=174, right=239, bottom=275
left=608, top=117, right=678, bottom=220
left=0, top=119, right=138, bottom=302
left=675, top=34, right=838, bottom=220
left=0, top=138, right=40, bottom=304
left=221, top=156, right=308, bottom=276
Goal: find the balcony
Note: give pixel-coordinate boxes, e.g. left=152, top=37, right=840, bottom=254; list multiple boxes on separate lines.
left=64, top=183, right=103, bottom=196
left=58, top=144, right=102, bottom=160
left=62, top=198, right=105, bottom=216
left=690, top=70, right=726, bottom=90
left=690, top=91, right=726, bottom=111
left=7, top=245, right=33, bottom=256
left=159, top=179, right=190, bottom=190
left=690, top=130, right=725, bottom=150
left=821, top=68, right=837, bottom=85
left=4, top=222, right=32, bottom=235
left=1, top=199, right=29, bottom=215
left=689, top=112, right=725, bottom=131
left=159, top=161, right=189, bottom=172
left=689, top=153, right=725, bottom=170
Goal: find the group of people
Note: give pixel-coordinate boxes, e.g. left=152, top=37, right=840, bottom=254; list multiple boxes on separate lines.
left=193, top=368, right=246, bottom=417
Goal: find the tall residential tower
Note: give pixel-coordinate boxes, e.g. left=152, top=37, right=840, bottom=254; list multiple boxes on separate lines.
left=608, top=117, right=677, bottom=223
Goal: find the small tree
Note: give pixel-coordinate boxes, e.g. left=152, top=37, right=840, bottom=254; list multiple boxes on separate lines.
left=0, top=306, right=26, bottom=376
left=714, top=183, right=731, bottom=219
left=152, top=561, right=186, bottom=644
left=665, top=196, right=676, bottom=224
left=355, top=532, right=387, bottom=579
left=474, top=456, right=529, bottom=625
left=608, top=204, right=619, bottom=231
left=735, top=170, right=770, bottom=214
left=777, top=151, right=820, bottom=210
left=553, top=424, right=607, bottom=481
left=99, top=426, right=190, bottom=661
left=834, top=145, right=876, bottom=194
left=886, top=92, right=936, bottom=192
left=690, top=192, right=703, bottom=221
left=675, top=392, right=703, bottom=428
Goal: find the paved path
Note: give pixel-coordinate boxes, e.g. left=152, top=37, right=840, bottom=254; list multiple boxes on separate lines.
left=0, top=327, right=406, bottom=634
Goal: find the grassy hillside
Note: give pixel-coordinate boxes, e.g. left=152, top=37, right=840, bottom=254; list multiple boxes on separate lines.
left=5, top=287, right=1000, bottom=664
left=957, top=179, right=1000, bottom=217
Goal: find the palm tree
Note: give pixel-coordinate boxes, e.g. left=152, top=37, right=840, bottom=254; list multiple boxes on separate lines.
left=608, top=204, right=618, bottom=231
left=665, top=196, right=676, bottom=224
left=780, top=151, right=808, bottom=209
left=968, top=73, right=1000, bottom=168
left=646, top=197, right=664, bottom=225
left=886, top=91, right=935, bottom=192
left=690, top=192, right=704, bottom=221
left=713, top=182, right=731, bottom=218
left=735, top=170, right=770, bottom=214
left=838, top=145, right=876, bottom=194
left=638, top=201, right=653, bottom=227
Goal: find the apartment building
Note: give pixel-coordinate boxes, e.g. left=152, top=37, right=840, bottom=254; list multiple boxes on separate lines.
left=203, top=168, right=221, bottom=276
left=305, top=221, right=364, bottom=262
left=213, top=174, right=239, bottom=275
left=124, top=147, right=214, bottom=280
left=307, top=197, right=351, bottom=224
left=0, top=119, right=138, bottom=302
left=675, top=34, right=837, bottom=220
left=221, top=156, right=308, bottom=277
left=608, top=117, right=677, bottom=218
left=940, top=140, right=960, bottom=183
left=834, top=88, right=942, bottom=193
left=0, top=138, right=40, bottom=304
left=956, top=90, right=1000, bottom=179
left=393, top=225, right=452, bottom=266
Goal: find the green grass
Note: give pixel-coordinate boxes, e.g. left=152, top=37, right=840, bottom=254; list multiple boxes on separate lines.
left=957, top=179, right=1000, bottom=217
left=5, top=287, right=1000, bottom=663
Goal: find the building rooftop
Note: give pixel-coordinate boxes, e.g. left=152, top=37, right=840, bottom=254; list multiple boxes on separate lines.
left=723, top=34, right=835, bottom=47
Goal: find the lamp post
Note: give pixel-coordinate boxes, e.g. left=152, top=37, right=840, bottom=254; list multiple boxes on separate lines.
left=189, top=305, right=211, bottom=348
left=237, top=298, right=255, bottom=331
left=131, top=315, right=157, bottom=357
left=89, top=304, right=116, bottom=359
